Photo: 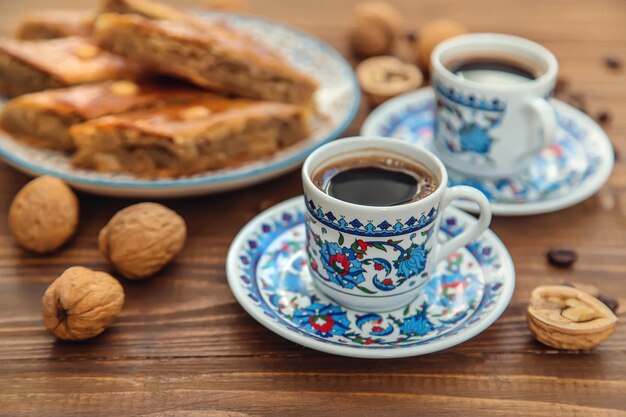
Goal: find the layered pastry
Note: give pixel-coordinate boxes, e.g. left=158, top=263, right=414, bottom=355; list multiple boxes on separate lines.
left=0, top=36, right=143, bottom=97
left=70, top=96, right=311, bottom=177
left=93, top=13, right=318, bottom=105
left=0, top=80, right=206, bottom=151
left=100, top=0, right=196, bottom=22
left=15, top=10, right=93, bottom=40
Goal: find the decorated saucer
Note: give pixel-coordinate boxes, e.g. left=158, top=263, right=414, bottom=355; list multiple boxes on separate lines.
left=0, top=11, right=359, bottom=198
left=227, top=196, right=515, bottom=358
left=361, top=88, right=614, bottom=216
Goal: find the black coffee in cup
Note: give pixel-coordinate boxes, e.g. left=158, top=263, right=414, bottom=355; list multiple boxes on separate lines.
left=445, top=54, right=545, bottom=85
left=312, top=153, right=438, bottom=206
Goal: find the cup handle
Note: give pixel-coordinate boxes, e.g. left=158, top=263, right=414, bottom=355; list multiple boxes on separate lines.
left=526, top=96, right=557, bottom=151
left=433, top=186, right=492, bottom=265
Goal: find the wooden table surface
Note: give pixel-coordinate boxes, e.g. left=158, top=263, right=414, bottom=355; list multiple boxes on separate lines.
left=1, top=0, right=626, bottom=416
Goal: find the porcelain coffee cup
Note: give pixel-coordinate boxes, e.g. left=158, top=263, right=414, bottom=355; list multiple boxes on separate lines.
left=431, top=33, right=559, bottom=178
left=302, top=136, right=492, bottom=312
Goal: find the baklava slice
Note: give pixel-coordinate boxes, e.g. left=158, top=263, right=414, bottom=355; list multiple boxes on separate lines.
left=100, top=0, right=196, bottom=23
left=0, top=36, right=143, bottom=97
left=15, top=10, right=93, bottom=40
left=0, top=80, right=206, bottom=151
left=70, top=96, right=311, bottom=177
left=93, top=13, right=318, bottom=105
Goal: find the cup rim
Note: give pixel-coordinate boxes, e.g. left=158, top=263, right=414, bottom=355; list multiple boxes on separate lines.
left=301, top=136, right=448, bottom=211
left=431, top=32, right=559, bottom=92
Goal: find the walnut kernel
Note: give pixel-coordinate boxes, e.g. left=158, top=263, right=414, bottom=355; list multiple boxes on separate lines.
left=99, top=203, right=187, bottom=279
left=8, top=176, right=79, bottom=254
left=42, top=266, right=124, bottom=341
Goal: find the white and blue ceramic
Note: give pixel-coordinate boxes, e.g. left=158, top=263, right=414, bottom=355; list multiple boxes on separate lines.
left=0, top=11, right=359, bottom=198
left=431, top=34, right=558, bottom=179
left=226, top=197, right=515, bottom=358
left=362, top=88, right=614, bottom=216
left=301, top=137, right=492, bottom=312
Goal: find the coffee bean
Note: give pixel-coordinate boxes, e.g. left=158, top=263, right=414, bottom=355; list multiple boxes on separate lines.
left=604, top=55, right=622, bottom=70
left=547, top=246, right=578, bottom=267
left=597, top=295, right=619, bottom=313
left=596, top=111, right=611, bottom=124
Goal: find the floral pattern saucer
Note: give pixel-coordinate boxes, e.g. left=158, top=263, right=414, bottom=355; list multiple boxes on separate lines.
left=361, top=88, right=614, bottom=216
left=226, top=197, right=515, bottom=358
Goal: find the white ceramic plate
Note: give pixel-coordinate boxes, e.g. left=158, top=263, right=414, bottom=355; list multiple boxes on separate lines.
left=0, top=11, right=359, bottom=198
left=227, top=196, right=515, bottom=359
left=361, top=88, right=614, bottom=216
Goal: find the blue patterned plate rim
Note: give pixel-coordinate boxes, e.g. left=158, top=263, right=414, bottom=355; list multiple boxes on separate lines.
left=361, top=88, right=614, bottom=216
left=0, top=10, right=360, bottom=191
left=226, top=196, right=515, bottom=359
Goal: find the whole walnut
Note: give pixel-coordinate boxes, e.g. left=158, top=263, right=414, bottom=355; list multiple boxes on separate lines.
left=99, top=202, right=186, bottom=279
left=416, top=19, right=467, bottom=71
left=348, top=2, right=404, bottom=58
left=8, top=176, right=79, bottom=254
left=42, top=266, right=125, bottom=341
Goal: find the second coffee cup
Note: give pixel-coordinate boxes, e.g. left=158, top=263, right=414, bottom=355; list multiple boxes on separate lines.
left=431, top=33, right=559, bottom=178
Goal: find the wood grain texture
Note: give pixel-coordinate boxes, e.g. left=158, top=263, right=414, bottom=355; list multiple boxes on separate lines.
left=0, top=0, right=625, bottom=415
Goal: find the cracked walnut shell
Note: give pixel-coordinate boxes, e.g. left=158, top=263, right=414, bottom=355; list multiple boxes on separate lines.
left=99, top=202, right=186, bottom=279
left=42, top=266, right=124, bottom=341
left=527, top=285, right=618, bottom=350
left=8, top=176, right=79, bottom=254
left=357, top=56, right=423, bottom=105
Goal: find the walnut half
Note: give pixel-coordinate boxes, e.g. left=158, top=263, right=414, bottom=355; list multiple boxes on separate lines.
left=527, top=285, right=618, bottom=350
left=356, top=56, right=423, bottom=105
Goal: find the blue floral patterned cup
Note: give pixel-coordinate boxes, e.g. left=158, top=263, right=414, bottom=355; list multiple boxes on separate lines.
left=302, top=137, right=492, bottom=312
left=431, top=33, right=559, bottom=178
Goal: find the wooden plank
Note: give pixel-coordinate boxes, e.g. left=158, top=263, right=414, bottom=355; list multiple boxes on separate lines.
left=0, top=0, right=625, bottom=415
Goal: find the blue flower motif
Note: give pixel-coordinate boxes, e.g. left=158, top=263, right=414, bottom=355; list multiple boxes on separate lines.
left=319, top=242, right=366, bottom=289
left=459, top=123, right=493, bottom=154
left=395, top=244, right=429, bottom=278
left=399, top=306, right=434, bottom=337
left=292, top=302, right=350, bottom=338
